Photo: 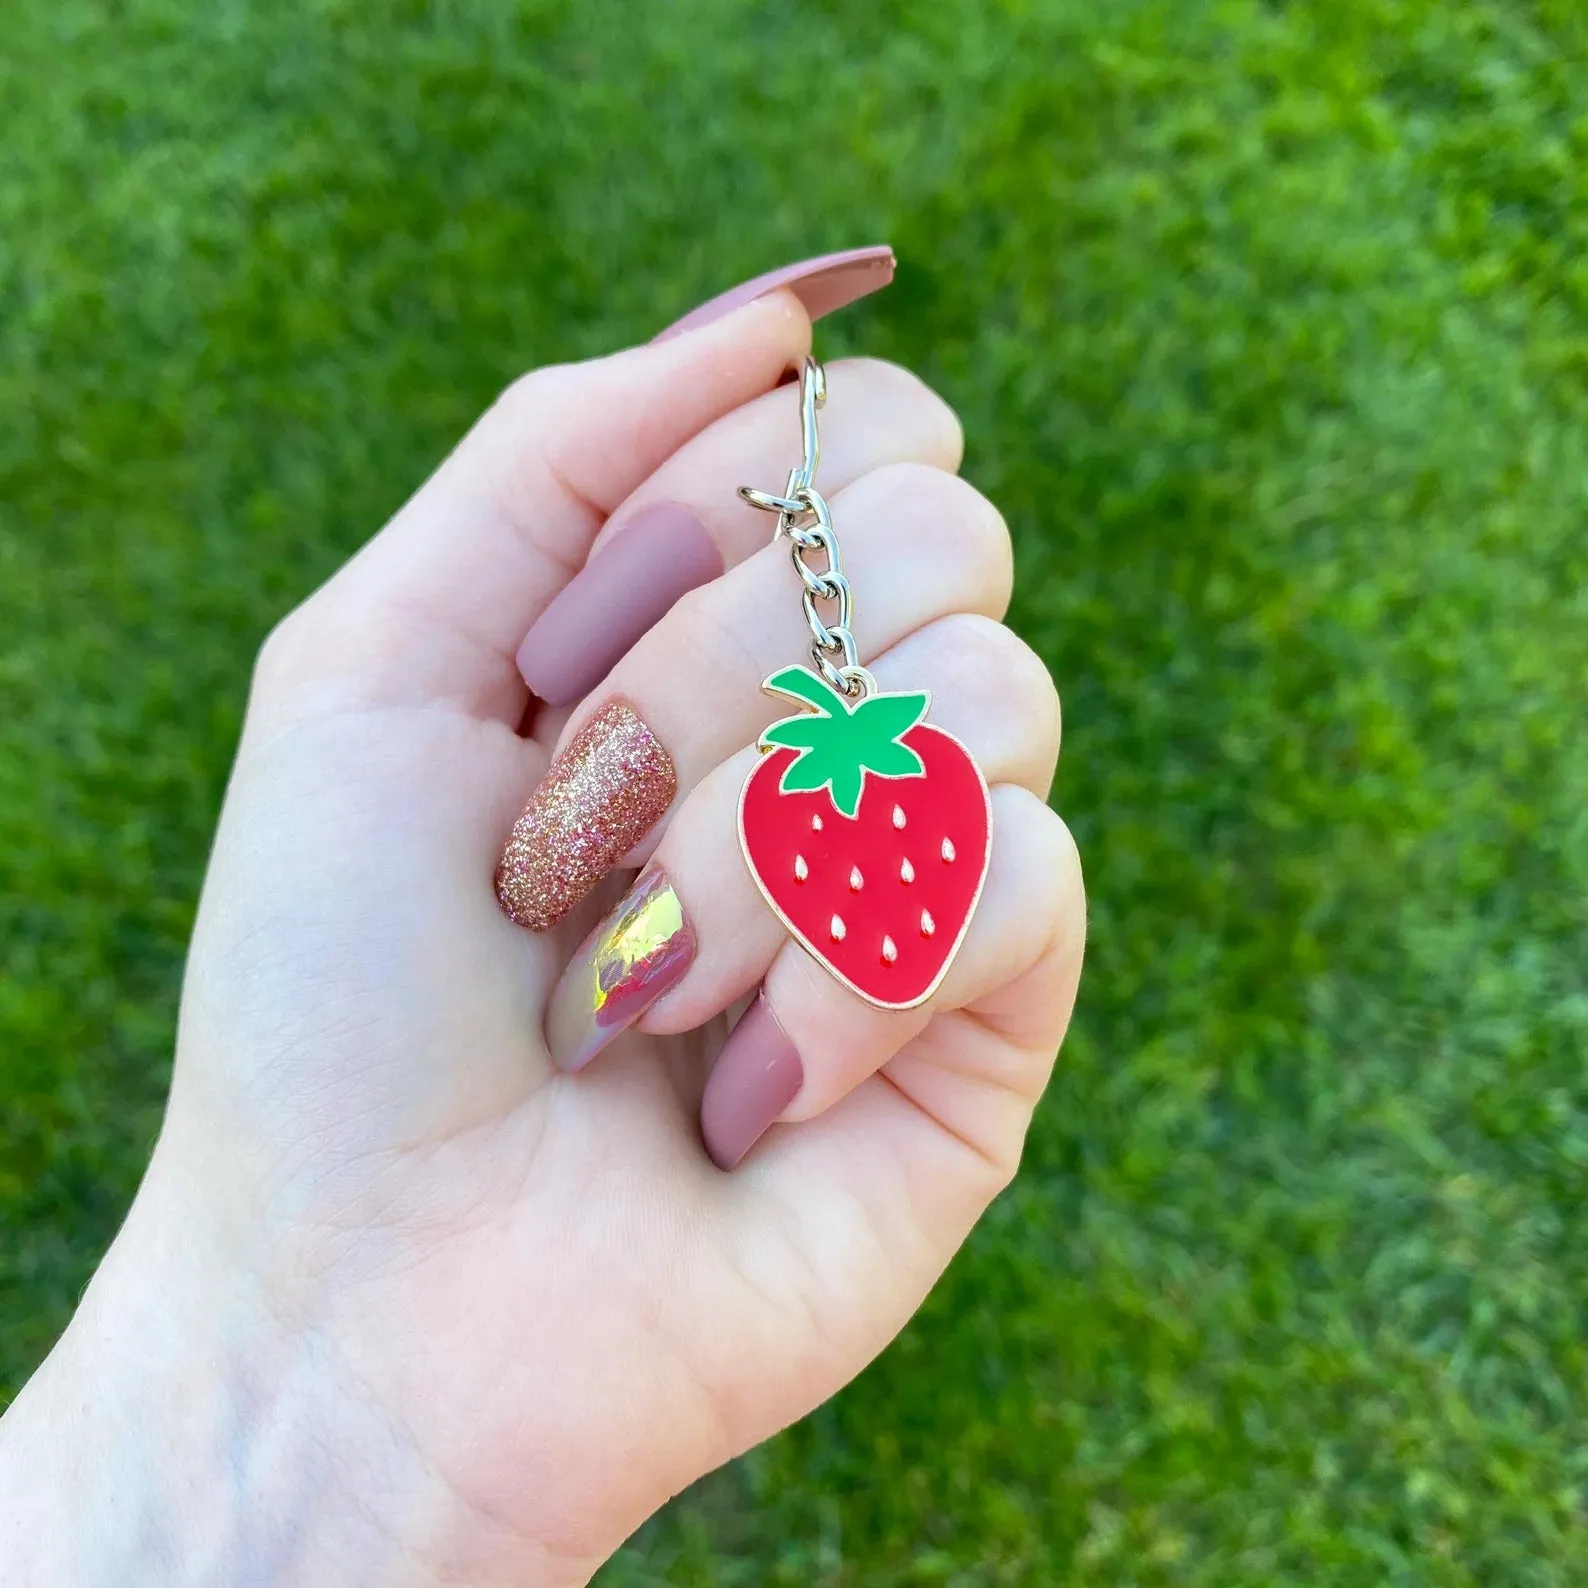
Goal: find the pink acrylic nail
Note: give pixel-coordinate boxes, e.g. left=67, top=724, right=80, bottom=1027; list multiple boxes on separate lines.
left=700, top=993, right=804, bottom=1170
left=653, top=246, right=896, bottom=343
left=516, top=501, right=722, bottom=706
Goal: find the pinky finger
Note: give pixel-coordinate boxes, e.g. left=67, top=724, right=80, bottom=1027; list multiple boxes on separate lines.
left=702, top=786, right=1084, bottom=1171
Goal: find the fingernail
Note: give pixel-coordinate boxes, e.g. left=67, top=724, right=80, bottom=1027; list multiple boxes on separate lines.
left=516, top=502, right=722, bottom=706
left=547, top=869, right=696, bottom=1073
left=653, top=245, right=896, bottom=343
left=700, top=994, right=804, bottom=1170
left=495, top=700, right=676, bottom=932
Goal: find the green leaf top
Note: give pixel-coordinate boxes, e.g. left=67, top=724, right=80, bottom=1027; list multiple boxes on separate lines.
left=758, top=665, right=929, bottom=818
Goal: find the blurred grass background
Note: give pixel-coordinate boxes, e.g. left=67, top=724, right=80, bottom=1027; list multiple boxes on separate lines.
left=3, top=0, right=1587, bottom=1581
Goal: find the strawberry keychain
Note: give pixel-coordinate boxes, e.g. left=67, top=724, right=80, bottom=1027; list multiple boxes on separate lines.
left=738, top=358, right=992, bottom=1010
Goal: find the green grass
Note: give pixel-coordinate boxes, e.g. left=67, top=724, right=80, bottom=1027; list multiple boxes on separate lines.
left=4, top=0, right=1588, bottom=1580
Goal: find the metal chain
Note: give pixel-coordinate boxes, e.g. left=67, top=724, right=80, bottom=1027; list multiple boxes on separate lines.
left=738, top=357, right=876, bottom=698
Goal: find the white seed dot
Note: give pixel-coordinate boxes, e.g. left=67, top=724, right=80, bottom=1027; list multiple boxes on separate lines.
left=793, top=854, right=808, bottom=882
left=899, top=856, right=915, bottom=885
left=941, top=837, right=956, bottom=863
left=811, top=813, right=824, bottom=831
left=830, top=914, right=847, bottom=943
left=849, top=865, right=863, bottom=891
left=881, top=935, right=898, bottom=965
left=920, top=909, right=936, bottom=938
left=892, top=804, right=907, bottom=830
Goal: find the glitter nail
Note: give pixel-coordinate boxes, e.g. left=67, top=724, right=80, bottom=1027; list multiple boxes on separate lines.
left=495, top=700, right=677, bottom=932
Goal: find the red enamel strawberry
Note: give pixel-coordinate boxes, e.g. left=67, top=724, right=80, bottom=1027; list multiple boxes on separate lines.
left=738, top=665, right=992, bottom=1009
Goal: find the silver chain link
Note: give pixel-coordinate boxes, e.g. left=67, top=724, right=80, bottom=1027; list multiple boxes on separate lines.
left=738, top=357, right=876, bottom=698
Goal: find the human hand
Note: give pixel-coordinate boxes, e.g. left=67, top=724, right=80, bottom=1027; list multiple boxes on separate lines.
left=0, top=271, right=1083, bottom=1586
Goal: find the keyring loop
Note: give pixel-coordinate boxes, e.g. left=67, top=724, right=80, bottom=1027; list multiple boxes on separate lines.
left=737, top=485, right=805, bottom=517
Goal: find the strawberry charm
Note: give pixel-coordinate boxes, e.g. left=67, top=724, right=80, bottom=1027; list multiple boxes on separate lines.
left=737, top=358, right=992, bottom=1010
left=739, top=666, right=991, bottom=1008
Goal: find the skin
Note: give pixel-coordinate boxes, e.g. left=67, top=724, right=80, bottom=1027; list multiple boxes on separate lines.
left=0, top=292, right=1085, bottom=1586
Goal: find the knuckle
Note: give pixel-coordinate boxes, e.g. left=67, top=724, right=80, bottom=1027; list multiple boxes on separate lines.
left=862, top=462, right=1014, bottom=615
left=920, top=609, right=1001, bottom=677
left=930, top=615, right=1063, bottom=776
left=252, top=602, right=319, bottom=697
left=1020, top=795, right=1087, bottom=948
left=1043, top=807, right=1086, bottom=918
left=833, top=356, right=964, bottom=470
left=944, top=612, right=1047, bottom=694
left=477, top=364, right=595, bottom=579
left=985, top=1137, right=1027, bottom=1197
left=491, top=361, right=578, bottom=428
left=994, top=786, right=1084, bottom=912
left=998, top=629, right=1063, bottom=774
left=251, top=590, right=396, bottom=719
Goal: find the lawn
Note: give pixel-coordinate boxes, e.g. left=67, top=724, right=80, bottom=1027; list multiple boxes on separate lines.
left=3, top=1, right=1587, bottom=1581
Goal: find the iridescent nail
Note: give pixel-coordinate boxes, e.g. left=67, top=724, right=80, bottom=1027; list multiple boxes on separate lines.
left=495, top=700, right=677, bottom=932
left=547, top=869, right=696, bottom=1073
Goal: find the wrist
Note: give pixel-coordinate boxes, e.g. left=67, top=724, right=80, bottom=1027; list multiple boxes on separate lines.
left=0, top=1149, right=594, bottom=1588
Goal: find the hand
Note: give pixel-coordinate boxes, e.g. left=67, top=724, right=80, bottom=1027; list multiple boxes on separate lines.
left=0, top=291, right=1084, bottom=1586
